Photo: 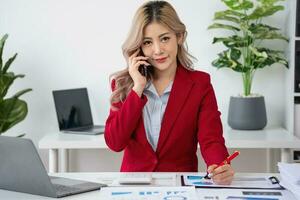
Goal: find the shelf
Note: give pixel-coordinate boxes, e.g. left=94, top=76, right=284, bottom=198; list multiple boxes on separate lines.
left=287, top=0, right=299, bottom=163
left=223, top=127, right=300, bottom=148
left=294, top=93, right=300, bottom=97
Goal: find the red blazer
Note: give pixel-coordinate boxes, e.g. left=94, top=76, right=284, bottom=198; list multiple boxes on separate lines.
left=105, top=65, right=229, bottom=172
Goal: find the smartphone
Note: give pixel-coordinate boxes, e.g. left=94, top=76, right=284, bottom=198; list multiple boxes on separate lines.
left=138, top=64, right=148, bottom=77
left=138, top=50, right=153, bottom=78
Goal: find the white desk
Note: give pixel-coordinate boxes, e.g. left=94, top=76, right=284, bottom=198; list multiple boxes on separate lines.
left=39, top=127, right=300, bottom=173
left=0, top=172, right=297, bottom=200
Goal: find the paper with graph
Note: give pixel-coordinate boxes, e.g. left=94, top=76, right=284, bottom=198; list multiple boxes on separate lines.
left=99, top=186, right=198, bottom=200
left=182, top=173, right=282, bottom=189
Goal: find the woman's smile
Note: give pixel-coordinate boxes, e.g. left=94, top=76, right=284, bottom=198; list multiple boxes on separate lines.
left=155, top=57, right=168, bottom=63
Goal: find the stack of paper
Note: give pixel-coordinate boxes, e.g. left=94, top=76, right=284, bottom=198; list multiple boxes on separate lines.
left=278, top=162, right=300, bottom=200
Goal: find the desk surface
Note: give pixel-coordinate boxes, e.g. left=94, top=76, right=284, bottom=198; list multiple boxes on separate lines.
left=39, top=127, right=300, bottom=149
left=0, top=173, right=296, bottom=200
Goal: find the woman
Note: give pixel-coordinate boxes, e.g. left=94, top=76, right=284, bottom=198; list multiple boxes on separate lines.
left=105, top=0, right=234, bottom=185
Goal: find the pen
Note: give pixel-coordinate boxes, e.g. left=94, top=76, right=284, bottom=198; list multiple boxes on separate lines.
left=204, top=151, right=240, bottom=179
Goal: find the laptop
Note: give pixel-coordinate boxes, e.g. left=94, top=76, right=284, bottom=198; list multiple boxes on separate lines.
left=53, top=88, right=104, bottom=135
left=0, top=136, right=106, bottom=198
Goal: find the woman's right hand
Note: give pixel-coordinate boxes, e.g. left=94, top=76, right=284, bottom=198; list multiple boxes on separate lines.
left=207, top=164, right=234, bottom=185
left=128, top=49, right=150, bottom=97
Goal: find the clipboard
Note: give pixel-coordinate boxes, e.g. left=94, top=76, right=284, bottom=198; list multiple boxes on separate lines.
left=181, top=174, right=284, bottom=190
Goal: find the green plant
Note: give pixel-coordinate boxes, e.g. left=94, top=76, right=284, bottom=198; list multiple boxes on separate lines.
left=208, top=0, right=288, bottom=96
left=0, top=34, right=32, bottom=135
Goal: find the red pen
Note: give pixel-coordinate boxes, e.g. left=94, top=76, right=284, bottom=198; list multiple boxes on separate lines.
left=205, top=151, right=240, bottom=179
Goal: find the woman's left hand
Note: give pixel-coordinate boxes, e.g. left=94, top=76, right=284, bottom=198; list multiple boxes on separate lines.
left=207, top=164, right=234, bottom=185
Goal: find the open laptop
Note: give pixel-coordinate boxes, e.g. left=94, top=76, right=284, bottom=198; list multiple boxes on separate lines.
left=53, top=88, right=104, bottom=135
left=0, top=136, right=106, bottom=198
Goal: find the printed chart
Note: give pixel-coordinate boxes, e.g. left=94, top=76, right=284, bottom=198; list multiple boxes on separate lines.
left=99, top=186, right=198, bottom=200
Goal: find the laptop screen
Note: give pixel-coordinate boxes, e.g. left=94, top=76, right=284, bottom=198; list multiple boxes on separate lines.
left=52, top=88, right=93, bottom=130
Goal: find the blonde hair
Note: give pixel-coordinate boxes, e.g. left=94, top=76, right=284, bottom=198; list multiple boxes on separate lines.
left=110, top=1, right=195, bottom=108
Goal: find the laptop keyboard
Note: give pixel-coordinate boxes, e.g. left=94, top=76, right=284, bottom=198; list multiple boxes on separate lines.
left=71, top=126, right=93, bottom=131
left=53, top=184, right=81, bottom=195
left=50, top=176, right=104, bottom=197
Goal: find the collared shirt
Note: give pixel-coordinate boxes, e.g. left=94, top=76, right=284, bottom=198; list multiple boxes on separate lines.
left=142, top=81, right=173, bottom=151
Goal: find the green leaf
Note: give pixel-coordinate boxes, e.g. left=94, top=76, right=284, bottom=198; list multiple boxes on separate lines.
left=222, top=0, right=254, bottom=10
left=12, top=88, right=32, bottom=99
left=215, top=10, right=247, bottom=18
left=257, top=0, right=286, bottom=6
left=2, top=53, right=17, bottom=74
left=249, top=46, right=268, bottom=58
left=0, top=98, right=28, bottom=133
left=230, top=48, right=242, bottom=60
left=249, top=23, right=280, bottom=33
left=214, top=11, right=241, bottom=23
left=247, top=5, right=284, bottom=20
left=213, top=37, right=230, bottom=44
left=212, top=57, right=248, bottom=72
left=0, top=72, right=25, bottom=100
left=0, top=34, right=9, bottom=70
left=254, top=31, right=289, bottom=41
left=0, top=34, right=32, bottom=135
left=248, top=23, right=287, bottom=42
left=252, top=47, right=288, bottom=68
left=214, top=15, right=240, bottom=24
left=212, top=56, right=233, bottom=69
left=213, top=36, right=252, bottom=48
left=208, top=23, right=240, bottom=31
left=212, top=49, right=247, bottom=72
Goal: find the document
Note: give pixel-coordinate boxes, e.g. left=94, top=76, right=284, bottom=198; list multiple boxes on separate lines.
left=181, top=173, right=282, bottom=189
left=278, top=162, right=300, bottom=185
left=196, top=188, right=295, bottom=200
left=278, top=162, right=300, bottom=200
left=99, top=186, right=198, bottom=200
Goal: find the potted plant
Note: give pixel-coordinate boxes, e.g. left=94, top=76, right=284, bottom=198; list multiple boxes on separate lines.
left=208, top=0, right=288, bottom=130
left=0, top=34, right=32, bottom=136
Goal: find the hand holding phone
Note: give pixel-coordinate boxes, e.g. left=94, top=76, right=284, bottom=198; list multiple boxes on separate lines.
left=137, top=50, right=153, bottom=79
left=128, top=49, right=150, bottom=96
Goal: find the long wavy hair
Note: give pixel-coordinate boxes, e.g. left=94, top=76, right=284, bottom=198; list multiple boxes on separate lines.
left=110, top=1, right=195, bottom=108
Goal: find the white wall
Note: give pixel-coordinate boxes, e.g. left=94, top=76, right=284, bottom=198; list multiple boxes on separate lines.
left=0, top=0, right=289, bottom=172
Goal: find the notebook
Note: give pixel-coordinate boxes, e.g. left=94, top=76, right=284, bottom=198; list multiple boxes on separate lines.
left=52, top=88, right=104, bottom=135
